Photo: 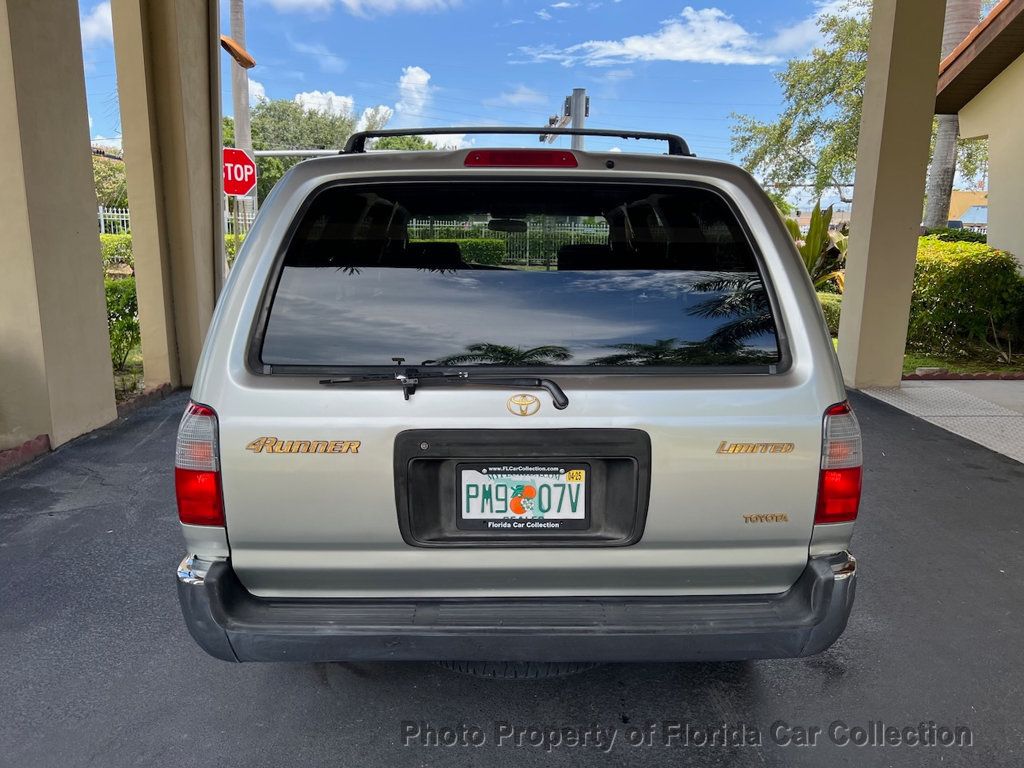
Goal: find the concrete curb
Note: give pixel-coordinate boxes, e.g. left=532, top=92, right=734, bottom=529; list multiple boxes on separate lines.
left=0, top=434, right=51, bottom=476
left=902, top=372, right=1024, bottom=381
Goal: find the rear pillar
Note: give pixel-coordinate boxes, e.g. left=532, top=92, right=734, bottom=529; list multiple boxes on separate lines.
left=837, top=0, right=947, bottom=388
left=111, top=0, right=224, bottom=388
left=0, top=0, right=116, bottom=452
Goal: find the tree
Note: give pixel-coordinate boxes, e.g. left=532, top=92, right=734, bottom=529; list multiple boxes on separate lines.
left=923, top=0, right=982, bottom=229
left=732, top=0, right=987, bottom=204
left=439, top=343, right=572, bottom=365
left=93, top=155, right=128, bottom=208
left=373, top=134, right=436, bottom=151
left=231, top=99, right=392, bottom=201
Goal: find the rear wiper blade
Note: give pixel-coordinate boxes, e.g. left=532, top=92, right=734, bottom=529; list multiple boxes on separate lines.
left=319, top=370, right=569, bottom=410
left=319, top=370, right=466, bottom=400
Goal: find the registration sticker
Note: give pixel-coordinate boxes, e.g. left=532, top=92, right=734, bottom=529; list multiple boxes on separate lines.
left=457, top=463, right=590, bottom=532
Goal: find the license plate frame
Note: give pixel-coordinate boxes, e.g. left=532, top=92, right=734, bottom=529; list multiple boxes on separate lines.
left=456, top=462, right=591, bottom=532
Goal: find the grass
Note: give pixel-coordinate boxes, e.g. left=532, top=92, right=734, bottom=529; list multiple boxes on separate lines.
left=901, top=351, right=1024, bottom=375
left=831, top=337, right=1024, bottom=374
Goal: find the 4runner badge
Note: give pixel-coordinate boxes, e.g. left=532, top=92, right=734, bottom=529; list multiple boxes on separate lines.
left=245, top=437, right=360, bottom=454
left=507, top=394, right=541, bottom=417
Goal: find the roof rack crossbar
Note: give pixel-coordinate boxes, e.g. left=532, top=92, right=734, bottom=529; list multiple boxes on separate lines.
left=342, top=126, right=693, bottom=157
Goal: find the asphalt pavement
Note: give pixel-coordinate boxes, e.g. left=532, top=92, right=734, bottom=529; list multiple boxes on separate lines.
left=2, top=390, right=1022, bottom=767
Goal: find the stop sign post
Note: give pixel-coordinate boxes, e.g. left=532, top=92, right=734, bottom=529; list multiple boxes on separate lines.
left=223, top=147, right=257, bottom=197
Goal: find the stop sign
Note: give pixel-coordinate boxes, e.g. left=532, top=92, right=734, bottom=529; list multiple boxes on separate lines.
left=223, top=147, right=257, bottom=197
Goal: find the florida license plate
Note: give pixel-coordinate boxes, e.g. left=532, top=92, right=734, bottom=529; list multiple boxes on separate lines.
left=457, top=463, right=590, bottom=531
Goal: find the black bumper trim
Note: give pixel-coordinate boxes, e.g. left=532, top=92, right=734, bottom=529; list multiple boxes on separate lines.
left=176, top=554, right=856, bottom=663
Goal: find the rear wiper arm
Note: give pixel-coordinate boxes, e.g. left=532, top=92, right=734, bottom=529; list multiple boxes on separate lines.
left=319, top=370, right=569, bottom=410
left=463, top=376, right=569, bottom=410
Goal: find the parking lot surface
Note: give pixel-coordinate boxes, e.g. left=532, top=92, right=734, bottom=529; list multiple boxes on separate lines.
left=2, top=390, right=1022, bottom=767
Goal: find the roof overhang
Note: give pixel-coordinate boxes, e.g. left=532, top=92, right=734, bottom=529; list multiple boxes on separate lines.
left=936, top=0, right=1024, bottom=114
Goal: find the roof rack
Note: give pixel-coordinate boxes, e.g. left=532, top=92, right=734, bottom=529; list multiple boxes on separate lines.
left=342, top=126, right=693, bottom=157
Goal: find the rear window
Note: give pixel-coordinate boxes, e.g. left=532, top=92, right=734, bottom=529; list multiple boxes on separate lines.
left=259, top=181, right=780, bottom=369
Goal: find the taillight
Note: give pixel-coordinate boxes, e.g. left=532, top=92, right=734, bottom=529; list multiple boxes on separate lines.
left=174, top=401, right=224, bottom=526
left=464, top=149, right=578, bottom=167
left=815, top=401, right=862, bottom=524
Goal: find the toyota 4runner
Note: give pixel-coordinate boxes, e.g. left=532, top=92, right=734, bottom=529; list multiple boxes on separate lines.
left=174, top=127, right=860, bottom=672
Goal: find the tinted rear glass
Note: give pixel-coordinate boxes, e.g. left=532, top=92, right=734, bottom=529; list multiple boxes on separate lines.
left=261, top=181, right=780, bottom=368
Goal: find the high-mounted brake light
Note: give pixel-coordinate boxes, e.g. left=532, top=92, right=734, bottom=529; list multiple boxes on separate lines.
left=464, top=149, right=578, bottom=168
left=815, top=401, right=862, bottom=524
left=174, top=402, right=224, bottom=527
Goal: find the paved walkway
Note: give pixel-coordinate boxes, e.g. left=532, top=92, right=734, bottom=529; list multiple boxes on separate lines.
left=864, top=380, right=1024, bottom=464
left=1, top=391, right=1022, bottom=767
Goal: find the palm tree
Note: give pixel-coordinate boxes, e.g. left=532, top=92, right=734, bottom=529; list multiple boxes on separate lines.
left=588, top=338, right=684, bottom=366
left=688, top=275, right=776, bottom=352
left=439, top=343, right=572, bottom=366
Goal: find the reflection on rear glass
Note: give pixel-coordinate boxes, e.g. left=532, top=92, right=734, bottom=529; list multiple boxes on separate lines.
left=261, top=183, right=780, bottom=368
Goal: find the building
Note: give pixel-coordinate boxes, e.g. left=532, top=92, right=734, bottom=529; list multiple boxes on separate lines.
left=937, top=0, right=1024, bottom=261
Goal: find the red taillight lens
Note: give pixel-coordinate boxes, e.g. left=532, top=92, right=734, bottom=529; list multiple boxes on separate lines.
left=815, top=466, right=863, bottom=524
left=464, top=149, right=578, bottom=167
left=815, top=401, right=862, bottom=524
left=175, top=467, right=224, bottom=526
left=174, top=402, right=224, bottom=526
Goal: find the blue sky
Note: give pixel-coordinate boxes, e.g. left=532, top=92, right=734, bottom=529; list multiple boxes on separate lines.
left=80, top=0, right=840, bottom=160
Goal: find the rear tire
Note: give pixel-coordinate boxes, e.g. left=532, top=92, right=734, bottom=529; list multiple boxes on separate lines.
left=437, top=661, right=600, bottom=679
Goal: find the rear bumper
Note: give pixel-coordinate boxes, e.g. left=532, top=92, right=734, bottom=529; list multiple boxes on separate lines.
left=176, top=552, right=856, bottom=663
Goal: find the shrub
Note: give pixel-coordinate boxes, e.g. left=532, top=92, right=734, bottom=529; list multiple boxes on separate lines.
left=908, top=236, right=1024, bottom=361
left=100, top=234, right=133, bottom=271
left=817, top=292, right=842, bottom=336
left=225, top=233, right=246, bottom=266
left=105, top=277, right=141, bottom=371
left=924, top=227, right=987, bottom=244
left=413, top=238, right=505, bottom=265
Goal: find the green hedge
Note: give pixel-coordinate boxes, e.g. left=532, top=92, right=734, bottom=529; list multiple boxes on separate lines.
left=924, top=227, right=987, bottom=244
left=413, top=238, right=505, bottom=265
left=817, top=292, right=842, bottom=336
left=908, top=236, right=1024, bottom=358
left=100, top=234, right=133, bottom=270
left=105, top=277, right=140, bottom=371
left=100, top=233, right=248, bottom=271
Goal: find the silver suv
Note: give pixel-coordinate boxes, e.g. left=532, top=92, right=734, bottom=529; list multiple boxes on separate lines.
left=175, top=127, right=860, bottom=673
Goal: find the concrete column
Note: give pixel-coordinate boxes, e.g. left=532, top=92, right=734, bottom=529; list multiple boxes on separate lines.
left=837, top=0, right=947, bottom=388
left=111, top=0, right=223, bottom=389
left=0, top=0, right=116, bottom=451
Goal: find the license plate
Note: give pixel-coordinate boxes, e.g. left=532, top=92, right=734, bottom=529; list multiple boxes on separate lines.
left=457, top=463, right=590, bottom=532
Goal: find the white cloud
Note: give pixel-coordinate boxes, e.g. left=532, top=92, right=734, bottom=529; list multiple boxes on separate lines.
left=425, top=133, right=471, bottom=149
left=536, top=9, right=552, bottom=20
left=80, top=2, right=112, bottom=47
left=517, top=4, right=851, bottom=67
left=294, top=89, right=355, bottom=116
left=550, top=2, right=578, bottom=7
left=395, top=65, right=432, bottom=119
left=91, top=135, right=122, bottom=150
left=609, top=146, right=622, bottom=152
left=248, top=78, right=268, bottom=104
left=484, top=84, right=546, bottom=107
left=268, top=0, right=459, bottom=15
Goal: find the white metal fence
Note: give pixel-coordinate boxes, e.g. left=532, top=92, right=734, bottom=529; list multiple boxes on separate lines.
left=407, top=218, right=609, bottom=266
left=99, top=202, right=258, bottom=237
left=97, top=206, right=131, bottom=234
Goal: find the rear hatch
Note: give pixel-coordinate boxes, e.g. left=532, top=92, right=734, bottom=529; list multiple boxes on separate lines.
left=214, top=163, right=837, bottom=598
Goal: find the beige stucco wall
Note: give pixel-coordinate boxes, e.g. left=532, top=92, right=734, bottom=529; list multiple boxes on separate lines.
left=0, top=0, right=116, bottom=450
left=112, top=0, right=223, bottom=388
left=959, top=53, right=1024, bottom=263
